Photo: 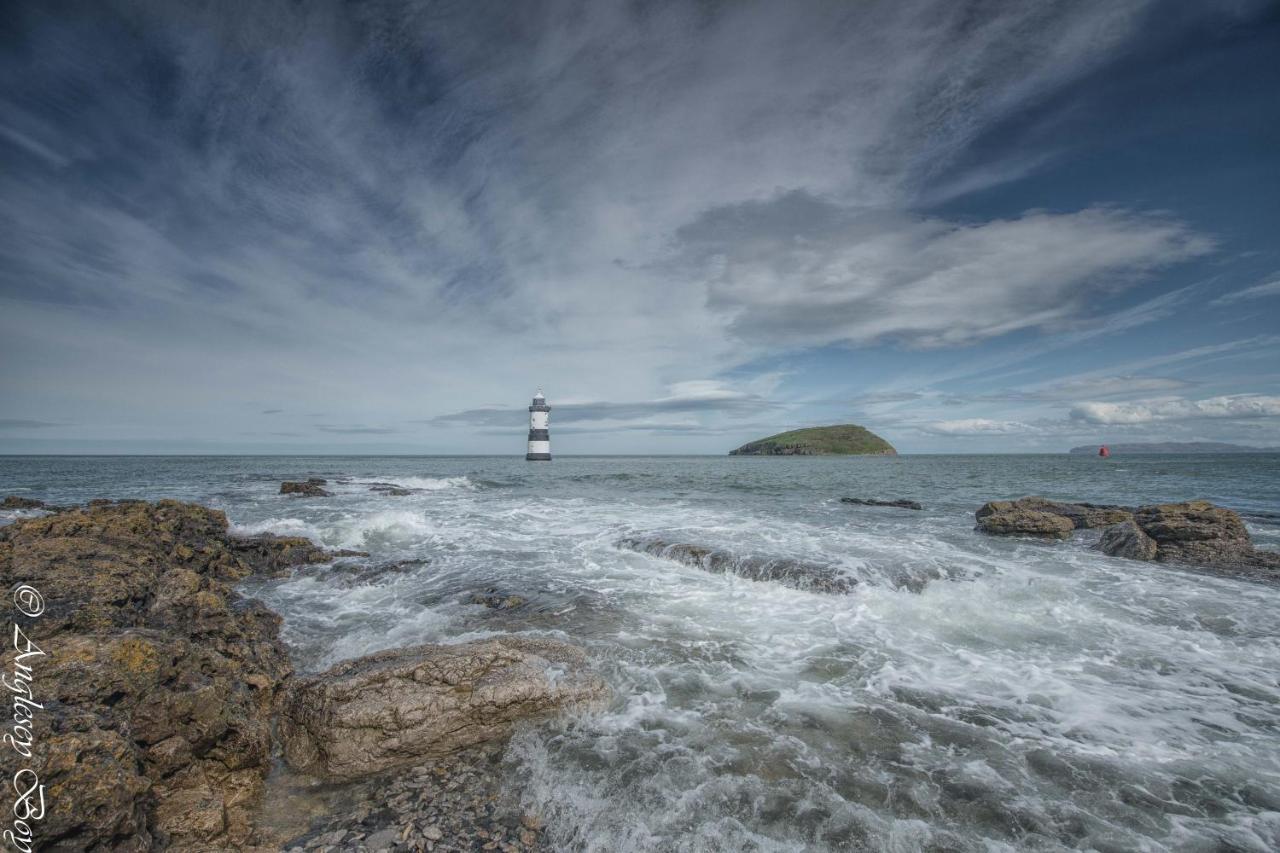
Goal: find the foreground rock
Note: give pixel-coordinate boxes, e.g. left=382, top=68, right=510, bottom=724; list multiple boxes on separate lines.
left=280, top=637, right=608, bottom=781
left=618, top=535, right=855, bottom=593
left=1106, top=501, right=1280, bottom=574
left=1097, top=519, right=1159, bottom=561
left=973, top=495, right=1280, bottom=577
left=974, top=501, right=1075, bottom=539
left=975, top=497, right=1131, bottom=536
left=281, top=477, right=333, bottom=497
left=0, top=500, right=348, bottom=850
left=274, top=742, right=547, bottom=852
left=841, top=497, right=922, bottom=510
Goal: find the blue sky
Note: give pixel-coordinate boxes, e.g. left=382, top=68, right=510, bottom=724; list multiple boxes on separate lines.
left=1, top=0, right=1277, bottom=454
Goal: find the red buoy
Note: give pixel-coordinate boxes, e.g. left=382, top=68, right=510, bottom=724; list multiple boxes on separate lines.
left=1099, top=445, right=1110, bottom=458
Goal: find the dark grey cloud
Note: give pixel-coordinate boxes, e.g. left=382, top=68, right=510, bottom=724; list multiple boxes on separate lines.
left=262, top=409, right=284, bottom=415
left=432, top=386, right=776, bottom=428
left=0, top=419, right=61, bottom=429
left=316, top=425, right=398, bottom=435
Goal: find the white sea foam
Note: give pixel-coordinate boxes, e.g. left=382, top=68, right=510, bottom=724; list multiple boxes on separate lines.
left=221, top=457, right=1280, bottom=851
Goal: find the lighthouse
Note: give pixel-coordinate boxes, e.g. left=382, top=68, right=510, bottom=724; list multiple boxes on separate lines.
left=526, top=389, right=551, bottom=461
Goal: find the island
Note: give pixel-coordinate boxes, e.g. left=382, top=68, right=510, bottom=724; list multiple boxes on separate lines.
left=1068, top=442, right=1279, bottom=455
left=729, top=424, right=897, bottom=456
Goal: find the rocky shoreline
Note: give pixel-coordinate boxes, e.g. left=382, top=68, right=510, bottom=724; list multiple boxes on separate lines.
left=0, top=497, right=606, bottom=851
left=975, top=496, right=1280, bottom=581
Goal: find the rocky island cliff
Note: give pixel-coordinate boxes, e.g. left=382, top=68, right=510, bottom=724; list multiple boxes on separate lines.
left=729, top=424, right=896, bottom=456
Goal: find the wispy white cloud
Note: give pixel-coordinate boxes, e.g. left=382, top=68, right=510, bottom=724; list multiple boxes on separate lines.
left=1210, top=275, right=1280, bottom=306
left=1071, top=394, right=1280, bottom=424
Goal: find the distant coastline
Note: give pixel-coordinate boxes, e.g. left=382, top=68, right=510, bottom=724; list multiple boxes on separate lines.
left=1068, top=442, right=1280, bottom=455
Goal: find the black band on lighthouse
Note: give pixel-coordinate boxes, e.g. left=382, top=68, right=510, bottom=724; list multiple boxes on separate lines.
left=528, top=429, right=549, bottom=441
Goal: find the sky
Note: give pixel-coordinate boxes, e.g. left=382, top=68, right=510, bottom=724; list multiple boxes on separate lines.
left=1, top=0, right=1278, bottom=455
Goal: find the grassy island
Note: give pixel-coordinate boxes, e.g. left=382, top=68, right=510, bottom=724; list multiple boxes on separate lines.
left=729, top=424, right=897, bottom=456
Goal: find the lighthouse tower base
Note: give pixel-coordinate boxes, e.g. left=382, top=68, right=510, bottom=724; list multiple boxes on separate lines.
left=526, top=451, right=551, bottom=461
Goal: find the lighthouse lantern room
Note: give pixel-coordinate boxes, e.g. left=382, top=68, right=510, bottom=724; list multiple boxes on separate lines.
left=526, top=389, right=551, bottom=461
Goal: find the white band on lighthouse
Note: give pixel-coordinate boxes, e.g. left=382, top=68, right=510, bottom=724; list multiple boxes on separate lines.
left=526, top=389, right=551, bottom=461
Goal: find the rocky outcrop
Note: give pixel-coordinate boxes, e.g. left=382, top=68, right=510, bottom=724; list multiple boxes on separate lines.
left=2, top=494, right=46, bottom=509
left=1129, top=501, right=1280, bottom=573
left=0, top=500, right=349, bottom=850
left=974, top=501, right=1075, bottom=539
left=1098, top=519, right=1159, bottom=561
left=975, top=495, right=1280, bottom=577
left=617, top=535, right=855, bottom=593
left=975, top=497, right=1131, bottom=535
left=279, top=637, right=609, bottom=781
left=280, top=478, right=332, bottom=497
left=841, top=497, right=923, bottom=510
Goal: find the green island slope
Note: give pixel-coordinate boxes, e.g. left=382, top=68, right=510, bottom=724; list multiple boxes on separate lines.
left=729, top=424, right=897, bottom=456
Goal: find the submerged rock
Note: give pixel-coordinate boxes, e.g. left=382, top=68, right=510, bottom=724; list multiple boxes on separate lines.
left=617, top=535, right=855, bottom=593
left=2, top=494, right=45, bottom=509
left=280, top=478, right=332, bottom=497
left=0, top=500, right=335, bottom=849
left=974, top=501, right=1075, bottom=539
left=1098, top=519, right=1159, bottom=561
left=279, top=636, right=609, bottom=781
left=471, top=587, right=528, bottom=610
left=841, top=497, right=923, bottom=510
left=229, top=532, right=365, bottom=578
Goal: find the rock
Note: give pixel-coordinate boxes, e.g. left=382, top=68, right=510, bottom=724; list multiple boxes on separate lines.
left=840, top=497, right=923, bottom=510
left=369, top=484, right=414, bottom=496
left=974, top=501, right=1075, bottom=539
left=1097, top=520, right=1159, bottom=561
left=229, top=533, right=366, bottom=578
left=1010, top=497, right=1133, bottom=529
left=1133, top=500, right=1280, bottom=572
left=471, top=588, right=528, bottom=610
left=2, top=494, right=45, bottom=509
left=281, top=478, right=333, bottom=497
left=617, top=535, right=856, bottom=593
left=279, top=637, right=609, bottom=781
left=0, top=499, right=337, bottom=850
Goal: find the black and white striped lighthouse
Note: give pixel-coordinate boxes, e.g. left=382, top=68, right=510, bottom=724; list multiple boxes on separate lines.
left=526, top=389, right=551, bottom=461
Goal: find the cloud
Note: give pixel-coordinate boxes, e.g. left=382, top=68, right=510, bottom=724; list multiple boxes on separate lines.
left=315, top=425, right=398, bottom=434
left=921, top=418, right=1037, bottom=435
left=0, top=419, right=61, bottom=429
left=1071, top=394, right=1280, bottom=424
left=676, top=195, right=1213, bottom=348
left=432, top=381, right=778, bottom=428
left=262, top=408, right=284, bottom=415
left=1210, top=275, right=1280, bottom=306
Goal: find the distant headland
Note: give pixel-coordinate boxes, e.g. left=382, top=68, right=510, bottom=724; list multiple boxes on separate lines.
left=1068, top=442, right=1280, bottom=455
left=730, top=424, right=896, bottom=456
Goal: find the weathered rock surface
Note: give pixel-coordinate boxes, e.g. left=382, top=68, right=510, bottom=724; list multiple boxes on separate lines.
left=2, top=494, right=46, bottom=509
left=279, top=637, right=609, bottom=781
left=840, top=497, right=923, bottom=510
left=974, top=501, right=1075, bottom=539
left=0, top=500, right=348, bottom=850
left=281, top=478, right=333, bottom=497
left=1098, top=519, right=1159, bottom=561
left=471, top=588, right=528, bottom=610
left=617, top=535, right=856, bottom=593
left=975, top=496, right=1132, bottom=534
left=1133, top=500, right=1280, bottom=573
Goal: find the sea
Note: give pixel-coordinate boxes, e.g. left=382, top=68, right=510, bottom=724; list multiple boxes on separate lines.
left=3, top=453, right=1280, bottom=852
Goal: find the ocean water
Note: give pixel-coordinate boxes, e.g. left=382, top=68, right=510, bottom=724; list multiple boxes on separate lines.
left=3, top=454, right=1280, bottom=852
